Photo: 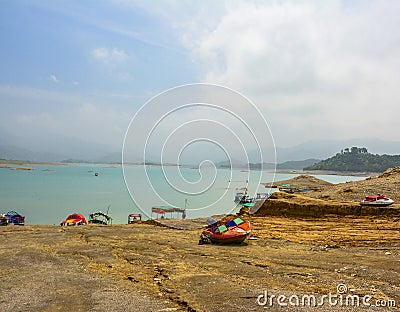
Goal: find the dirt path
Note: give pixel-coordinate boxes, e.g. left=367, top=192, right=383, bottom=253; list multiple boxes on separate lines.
left=0, top=217, right=399, bottom=311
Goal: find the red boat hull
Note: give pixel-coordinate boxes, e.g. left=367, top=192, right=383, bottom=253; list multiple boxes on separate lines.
left=201, top=220, right=252, bottom=244
left=60, top=213, right=87, bottom=226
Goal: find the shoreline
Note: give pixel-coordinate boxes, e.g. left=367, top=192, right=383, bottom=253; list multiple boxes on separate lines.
left=273, top=169, right=377, bottom=177
left=0, top=160, right=83, bottom=167
left=0, top=159, right=380, bottom=176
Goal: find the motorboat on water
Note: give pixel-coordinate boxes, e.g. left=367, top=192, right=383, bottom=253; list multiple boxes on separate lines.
left=234, top=192, right=252, bottom=203
left=235, top=192, right=269, bottom=205
left=199, top=217, right=252, bottom=244
left=360, top=194, right=394, bottom=207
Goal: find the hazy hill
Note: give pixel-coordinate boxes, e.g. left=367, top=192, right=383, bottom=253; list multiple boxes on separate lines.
left=276, top=159, right=320, bottom=170
left=276, top=138, right=400, bottom=162
left=0, top=144, right=62, bottom=162
left=3, top=135, right=400, bottom=166
left=305, top=147, right=400, bottom=172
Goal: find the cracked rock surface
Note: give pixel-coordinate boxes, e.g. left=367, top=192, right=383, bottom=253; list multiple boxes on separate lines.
left=0, top=216, right=399, bottom=311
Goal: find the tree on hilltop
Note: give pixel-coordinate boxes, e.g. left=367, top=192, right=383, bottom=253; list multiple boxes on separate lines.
left=304, top=147, right=400, bottom=172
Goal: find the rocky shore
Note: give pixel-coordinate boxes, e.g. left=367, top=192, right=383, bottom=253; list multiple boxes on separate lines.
left=1, top=215, right=399, bottom=311
left=2, top=167, right=400, bottom=311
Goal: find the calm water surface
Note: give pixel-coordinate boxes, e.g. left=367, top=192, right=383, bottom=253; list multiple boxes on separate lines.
left=0, top=165, right=366, bottom=224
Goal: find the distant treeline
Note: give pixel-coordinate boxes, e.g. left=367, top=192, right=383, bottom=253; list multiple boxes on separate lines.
left=304, top=147, right=400, bottom=172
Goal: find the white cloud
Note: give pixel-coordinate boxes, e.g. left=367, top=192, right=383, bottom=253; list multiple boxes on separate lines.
left=163, top=1, right=400, bottom=146
left=91, top=47, right=129, bottom=63
left=50, top=74, right=59, bottom=83
left=92, top=47, right=109, bottom=59
left=110, top=48, right=128, bottom=62
left=4, top=1, right=400, bottom=156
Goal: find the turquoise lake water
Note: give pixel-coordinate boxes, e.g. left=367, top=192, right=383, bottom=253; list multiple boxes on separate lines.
left=0, top=165, right=366, bottom=224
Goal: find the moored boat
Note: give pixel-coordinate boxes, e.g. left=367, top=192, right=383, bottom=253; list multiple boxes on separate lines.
left=60, top=213, right=87, bottom=226
left=0, top=214, right=9, bottom=226
left=199, top=217, right=252, bottom=244
left=360, top=194, right=394, bottom=207
left=5, top=211, right=25, bottom=225
left=88, top=211, right=112, bottom=225
left=234, top=192, right=254, bottom=204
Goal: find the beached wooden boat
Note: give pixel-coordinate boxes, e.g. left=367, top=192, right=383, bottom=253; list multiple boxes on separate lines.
left=199, top=217, right=252, bottom=244
left=60, top=213, right=87, bottom=226
left=5, top=211, right=25, bottom=225
left=88, top=211, right=112, bottom=225
left=0, top=214, right=9, bottom=226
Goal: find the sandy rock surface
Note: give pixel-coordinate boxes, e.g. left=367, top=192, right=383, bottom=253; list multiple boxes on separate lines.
left=1, top=216, right=399, bottom=311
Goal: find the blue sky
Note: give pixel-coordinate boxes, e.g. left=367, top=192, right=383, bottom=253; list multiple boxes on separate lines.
left=0, top=1, right=195, bottom=95
left=0, top=0, right=200, bottom=156
left=1, top=1, right=400, bottom=160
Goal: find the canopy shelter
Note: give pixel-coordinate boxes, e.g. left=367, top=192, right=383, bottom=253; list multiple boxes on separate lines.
left=151, top=206, right=186, bottom=219
left=128, top=213, right=142, bottom=223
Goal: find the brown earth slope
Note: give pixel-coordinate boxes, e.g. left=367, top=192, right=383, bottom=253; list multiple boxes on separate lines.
left=256, top=167, right=400, bottom=218
left=307, top=166, right=400, bottom=203
left=263, top=175, right=333, bottom=190
left=1, top=218, right=399, bottom=312
left=254, top=192, right=400, bottom=218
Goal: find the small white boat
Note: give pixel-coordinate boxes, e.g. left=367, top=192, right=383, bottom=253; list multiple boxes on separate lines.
left=234, top=192, right=253, bottom=204
left=360, top=194, right=394, bottom=206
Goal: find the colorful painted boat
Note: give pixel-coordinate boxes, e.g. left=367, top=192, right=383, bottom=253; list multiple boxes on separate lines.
left=199, top=217, right=252, bottom=244
left=5, top=211, right=25, bottom=225
left=60, top=213, right=87, bottom=226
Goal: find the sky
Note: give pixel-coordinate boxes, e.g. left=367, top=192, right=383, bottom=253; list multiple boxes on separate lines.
left=1, top=0, right=400, bottom=161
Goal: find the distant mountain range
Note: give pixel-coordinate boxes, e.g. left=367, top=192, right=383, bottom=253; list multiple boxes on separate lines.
left=215, top=159, right=320, bottom=170
left=1, top=137, right=400, bottom=167
left=0, top=127, right=122, bottom=163
left=61, top=152, right=122, bottom=164
left=276, top=159, right=320, bottom=170
left=0, top=143, right=122, bottom=164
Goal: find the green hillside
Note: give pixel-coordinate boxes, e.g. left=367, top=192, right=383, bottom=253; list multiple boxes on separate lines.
left=304, top=147, right=400, bottom=172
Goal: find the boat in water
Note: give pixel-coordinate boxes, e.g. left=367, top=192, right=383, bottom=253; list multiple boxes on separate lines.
left=234, top=192, right=253, bottom=204
left=235, top=191, right=269, bottom=204
left=199, top=217, right=252, bottom=244
left=88, top=211, right=112, bottom=225
left=360, top=194, right=394, bottom=207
